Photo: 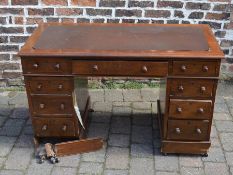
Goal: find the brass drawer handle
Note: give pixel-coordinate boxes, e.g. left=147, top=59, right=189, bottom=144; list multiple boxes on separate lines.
left=196, top=128, right=202, bottom=134
left=200, top=86, right=206, bottom=93
left=93, top=65, right=98, bottom=71
left=198, top=108, right=204, bottom=114
left=203, top=65, right=209, bottom=72
left=178, top=85, right=184, bottom=92
left=33, top=63, right=39, bottom=69
left=37, top=84, right=42, bottom=90
left=60, top=103, right=65, bottom=110
left=180, top=65, right=186, bottom=72
left=142, top=66, right=148, bottom=73
left=175, top=128, right=181, bottom=134
left=41, top=125, right=47, bottom=131
left=177, top=107, right=182, bottom=113
left=62, top=125, right=67, bottom=131
left=58, top=84, right=63, bottom=90
left=40, top=103, right=45, bottom=109
left=54, top=63, right=60, bottom=70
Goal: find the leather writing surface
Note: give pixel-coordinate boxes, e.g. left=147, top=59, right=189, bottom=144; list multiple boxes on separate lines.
left=33, top=25, right=209, bottom=51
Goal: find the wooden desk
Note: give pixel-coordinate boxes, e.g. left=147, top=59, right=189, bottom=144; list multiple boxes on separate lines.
left=19, top=23, right=224, bottom=155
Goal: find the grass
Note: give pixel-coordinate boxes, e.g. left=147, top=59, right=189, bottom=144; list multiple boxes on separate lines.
left=88, top=80, right=160, bottom=89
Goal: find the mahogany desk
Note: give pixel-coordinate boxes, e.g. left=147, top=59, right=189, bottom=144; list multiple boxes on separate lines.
left=18, top=23, right=224, bottom=155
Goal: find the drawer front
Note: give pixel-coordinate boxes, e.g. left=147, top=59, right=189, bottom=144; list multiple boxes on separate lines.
left=72, top=61, right=168, bottom=77
left=169, top=100, right=212, bottom=119
left=26, top=77, right=73, bottom=94
left=31, top=96, right=73, bottom=115
left=167, top=120, right=209, bottom=141
left=170, top=79, right=215, bottom=98
left=33, top=118, right=76, bottom=137
left=172, top=61, right=219, bottom=77
left=22, top=58, right=71, bottom=74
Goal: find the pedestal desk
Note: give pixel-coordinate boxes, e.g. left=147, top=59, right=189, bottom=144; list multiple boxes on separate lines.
left=18, top=23, right=224, bottom=155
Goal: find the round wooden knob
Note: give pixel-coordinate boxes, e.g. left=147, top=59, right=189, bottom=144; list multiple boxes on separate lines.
left=33, top=63, right=39, bottom=69
left=198, top=108, right=204, bottom=114
left=175, top=128, right=181, bottom=134
left=142, top=66, right=148, bottom=73
left=180, top=65, right=186, bottom=72
left=178, top=85, right=184, bottom=92
left=177, top=107, right=182, bottom=113
left=200, top=86, right=206, bottom=93
left=54, top=63, right=60, bottom=70
left=40, top=103, right=45, bottom=109
left=41, top=125, right=47, bottom=131
left=62, top=125, right=67, bottom=131
left=93, top=65, right=98, bottom=71
left=60, top=103, right=65, bottom=110
left=58, top=84, right=63, bottom=90
left=37, top=84, right=42, bottom=90
left=196, top=128, right=202, bottom=134
left=203, top=65, right=209, bottom=72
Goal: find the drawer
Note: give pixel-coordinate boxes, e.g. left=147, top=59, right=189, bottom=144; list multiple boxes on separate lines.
left=25, top=77, right=73, bottom=94
left=72, top=61, right=168, bottom=77
left=21, top=58, right=71, bottom=74
left=31, top=96, right=73, bottom=115
left=32, top=118, right=76, bottom=137
left=169, top=100, right=212, bottom=119
left=172, top=61, right=219, bottom=77
left=170, top=79, right=215, bottom=98
left=167, top=120, right=209, bottom=141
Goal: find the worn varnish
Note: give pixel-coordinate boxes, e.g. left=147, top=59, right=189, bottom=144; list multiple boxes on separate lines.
left=19, top=23, right=224, bottom=156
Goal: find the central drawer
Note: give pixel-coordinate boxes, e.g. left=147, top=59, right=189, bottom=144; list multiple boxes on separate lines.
left=72, top=61, right=168, bottom=77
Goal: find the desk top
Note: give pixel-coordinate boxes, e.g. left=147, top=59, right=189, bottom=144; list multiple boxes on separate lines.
left=19, top=23, right=224, bottom=59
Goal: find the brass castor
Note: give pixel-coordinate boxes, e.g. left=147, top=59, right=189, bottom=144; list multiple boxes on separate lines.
left=202, top=153, right=208, bottom=157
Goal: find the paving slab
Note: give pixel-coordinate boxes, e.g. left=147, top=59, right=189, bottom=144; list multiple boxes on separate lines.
left=130, top=157, right=154, bottom=175
left=4, top=147, right=33, bottom=170
left=204, top=162, right=230, bottom=175
left=105, top=147, right=129, bottom=170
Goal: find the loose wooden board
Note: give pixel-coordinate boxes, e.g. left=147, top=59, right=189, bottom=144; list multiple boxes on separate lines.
left=55, top=137, right=104, bottom=157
